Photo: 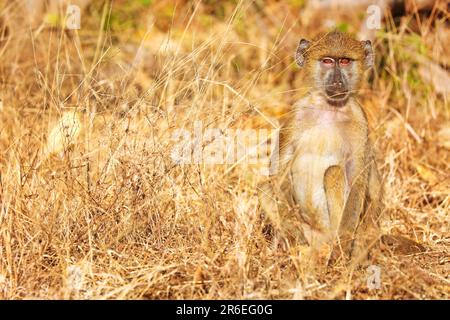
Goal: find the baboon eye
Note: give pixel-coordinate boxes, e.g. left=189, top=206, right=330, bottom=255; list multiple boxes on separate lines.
left=321, top=58, right=334, bottom=65
left=339, top=58, right=351, bottom=66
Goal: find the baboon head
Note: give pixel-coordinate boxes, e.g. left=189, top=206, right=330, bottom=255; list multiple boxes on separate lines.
left=295, top=31, right=373, bottom=107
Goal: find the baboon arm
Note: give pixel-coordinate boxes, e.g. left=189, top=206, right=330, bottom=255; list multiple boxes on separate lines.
left=324, top=165, right=363, bottom=261
left=324, top=165, right=345, bottom=235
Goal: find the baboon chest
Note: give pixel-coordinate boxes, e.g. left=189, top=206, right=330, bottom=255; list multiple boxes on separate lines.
left=287, top=115, right=364, bottom=228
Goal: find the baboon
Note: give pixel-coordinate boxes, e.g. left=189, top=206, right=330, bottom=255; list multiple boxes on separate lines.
left=260, top=31, right=382, bottom=264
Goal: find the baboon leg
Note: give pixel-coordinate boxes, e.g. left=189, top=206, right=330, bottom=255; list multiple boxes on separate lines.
left=338, top=178, right=366, bottom=262
left=258, top=181, right=281, bottom=231
left=351, top=161, right=383, bottom=263
left=258, top=178, right=306, bottom=248
left=365, top=160, right=383, bottom=234
left=258, top=180, right=291, bottom=249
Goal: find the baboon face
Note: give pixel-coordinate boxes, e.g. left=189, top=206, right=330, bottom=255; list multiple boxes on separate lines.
left=295, top=31, right=373, bottom=107
left=316, top=55, right=356, bottom=106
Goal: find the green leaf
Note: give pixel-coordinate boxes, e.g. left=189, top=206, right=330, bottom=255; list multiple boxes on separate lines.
left=336, top=22, right=349, bottom=33
left=140, top=0, right=152, bottom=6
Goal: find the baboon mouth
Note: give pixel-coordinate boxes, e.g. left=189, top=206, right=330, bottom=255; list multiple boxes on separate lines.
left=325, top=91, right=349, bottom=106
left=325, top=90, right=348, bottom=100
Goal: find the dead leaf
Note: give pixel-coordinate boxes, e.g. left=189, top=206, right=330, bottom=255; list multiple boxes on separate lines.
left=418, top=61, right=450, bottom=96
left=415, top=163, right=438, bottom=185
left=437, top=127, right=450, bottom=150
left=45, top=111, right=82, bottom=157
left=193, top=265, right=206, bottom=286
left=381, top=235, right=426, bottom=255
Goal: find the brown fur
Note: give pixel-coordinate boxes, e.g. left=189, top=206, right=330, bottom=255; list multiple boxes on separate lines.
left=259, top=31, right=382, bottom=264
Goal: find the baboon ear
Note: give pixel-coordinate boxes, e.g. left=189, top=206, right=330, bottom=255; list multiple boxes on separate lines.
left=361, top=40, right=374, bottom=69
left=295, top=39, right=310, bottom=67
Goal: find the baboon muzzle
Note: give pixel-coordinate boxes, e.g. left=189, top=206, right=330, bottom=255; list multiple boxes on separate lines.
left=325, top=67, right=348, bottom=102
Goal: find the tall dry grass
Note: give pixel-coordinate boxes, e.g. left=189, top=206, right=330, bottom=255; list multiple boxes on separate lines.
left=0, top=0, right=448, bottom=299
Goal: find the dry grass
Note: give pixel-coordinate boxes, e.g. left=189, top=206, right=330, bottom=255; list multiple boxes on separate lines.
left=0, top=1, right=448, bottom=299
